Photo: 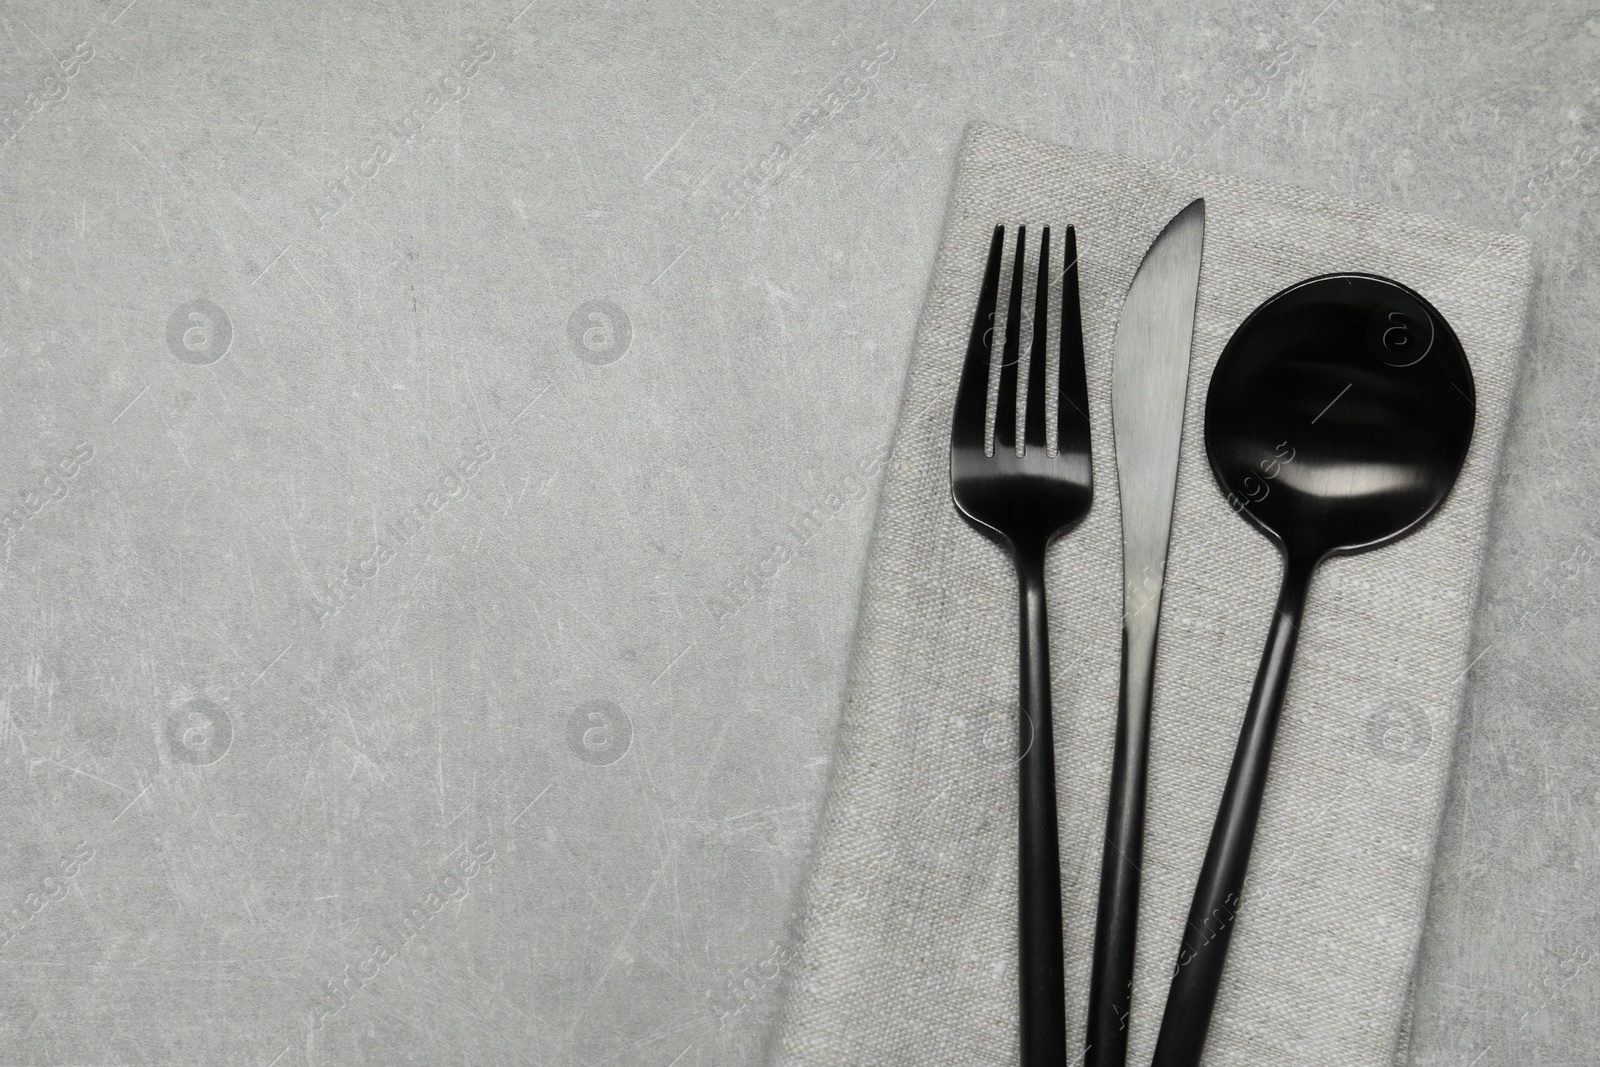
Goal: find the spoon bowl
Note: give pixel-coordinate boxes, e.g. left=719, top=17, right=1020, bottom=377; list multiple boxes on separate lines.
left=1152, top=273, right=1475, bottom=1067
left=1205, top=273, right=1475, bottom=561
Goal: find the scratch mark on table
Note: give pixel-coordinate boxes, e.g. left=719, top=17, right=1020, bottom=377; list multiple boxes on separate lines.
left=253, top=643, right=294, bottom=686
left=512, top=382, right=553, bottom=424
left=653, top=643, right=694, bottom=686
left=251, top=245, right=290, bottom=286
left=651, top=245, right=693, bottom=285
left=112, top=782, right=153, bottom=823
left=511, top=781, right=553, bottom=824
left=112, top=382, right=151, bottom=423
left=643, top=123, right=701, bottom=184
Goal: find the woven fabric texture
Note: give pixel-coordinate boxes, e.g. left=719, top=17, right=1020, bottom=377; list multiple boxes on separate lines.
left=768, top=123, right=1532, bottom=1067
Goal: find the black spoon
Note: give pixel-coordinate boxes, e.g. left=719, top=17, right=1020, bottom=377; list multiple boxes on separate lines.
left=1151, top=273, right=1475, bottom=1066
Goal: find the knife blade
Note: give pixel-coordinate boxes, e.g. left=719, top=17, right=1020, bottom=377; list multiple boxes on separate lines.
left=1085, top=198, right=1206, bottom=1067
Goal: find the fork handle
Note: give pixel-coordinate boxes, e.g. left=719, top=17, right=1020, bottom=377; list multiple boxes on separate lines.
left=1015, top=545, right=1067, bottom=1067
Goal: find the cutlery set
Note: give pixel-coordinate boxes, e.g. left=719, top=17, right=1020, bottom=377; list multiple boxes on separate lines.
left=950, top=202, right=1475, bottom=1067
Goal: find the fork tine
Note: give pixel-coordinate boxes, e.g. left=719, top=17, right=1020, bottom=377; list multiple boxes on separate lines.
left=953, top=226, right=1005, bottom=454
left=995, top=225, right=1026, bottom=453
left=1023, top=226, right=1051, bottom=453
left=1058, top=225, right=1091, bottom=453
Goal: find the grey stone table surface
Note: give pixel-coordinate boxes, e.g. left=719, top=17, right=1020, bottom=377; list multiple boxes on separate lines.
left=0, top=0, right=1594, bottom=1064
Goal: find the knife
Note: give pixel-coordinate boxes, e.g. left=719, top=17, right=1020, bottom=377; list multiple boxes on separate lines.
left=1085, top=198, right=1206, bottom=1067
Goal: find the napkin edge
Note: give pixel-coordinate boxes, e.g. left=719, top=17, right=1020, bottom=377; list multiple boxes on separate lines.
left=963, top=120, right=1536, bottom=274
left=762, top=122, right=977, bottom=1067
left=1388, top=246, right=1537, bottom=1067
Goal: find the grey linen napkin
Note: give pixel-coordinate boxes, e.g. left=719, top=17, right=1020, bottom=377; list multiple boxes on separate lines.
left=767, top=123, right=1531, bottom=1067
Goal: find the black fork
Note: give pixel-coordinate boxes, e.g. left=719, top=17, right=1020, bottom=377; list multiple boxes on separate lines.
left=950, top=225, right=1094, bottom=1066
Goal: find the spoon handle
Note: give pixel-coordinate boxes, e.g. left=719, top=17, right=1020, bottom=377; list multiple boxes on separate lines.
left=1151, top=555, right=1314, bottom=1067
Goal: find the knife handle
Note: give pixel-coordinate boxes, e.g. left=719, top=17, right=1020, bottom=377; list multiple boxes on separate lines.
left=1014, top=543, right=1066, bottom=1067
left=1151, top=556, right=1312, bottom=1067
left=1084, top=623, right=1156, bottom=1067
